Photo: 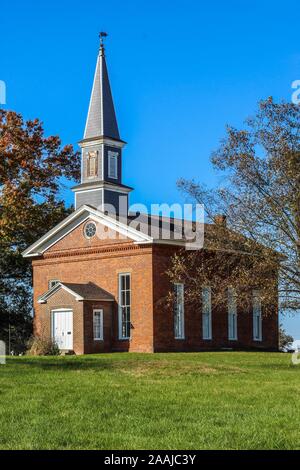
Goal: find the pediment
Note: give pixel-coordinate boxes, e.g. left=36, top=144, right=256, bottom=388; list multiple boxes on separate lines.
left=22, top=205, right=152, bottom=258
left=47, top=218, right=132, bottom=253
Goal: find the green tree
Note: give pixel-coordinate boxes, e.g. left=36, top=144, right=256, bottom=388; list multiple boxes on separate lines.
left=0, top=110, right=80, bottom=352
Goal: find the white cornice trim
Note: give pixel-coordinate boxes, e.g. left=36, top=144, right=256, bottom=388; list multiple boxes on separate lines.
left=74, top=187, right=103, bottom=194
left=79, top=137, right=125, bottom=149
left=72, top=182, right=132, bottom=194
left=38, top=214, right=92, bottom=254
left=23, top=208, right=87, bottom=257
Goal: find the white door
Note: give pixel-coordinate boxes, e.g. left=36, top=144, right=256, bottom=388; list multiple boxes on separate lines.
left=52, top=310, right=73, bottom=350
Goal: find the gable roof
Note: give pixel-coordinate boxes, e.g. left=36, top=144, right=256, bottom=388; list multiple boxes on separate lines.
left=22, top=202, right=261, bottom=260
left=38, top=282, right=114, bottom=304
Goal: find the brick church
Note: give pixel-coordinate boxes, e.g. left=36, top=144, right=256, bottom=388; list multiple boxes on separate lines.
left=23, top=37, right=278, bottom=354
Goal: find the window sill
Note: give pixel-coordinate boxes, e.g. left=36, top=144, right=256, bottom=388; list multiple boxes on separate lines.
left=94, top=339, right=104, bottom=342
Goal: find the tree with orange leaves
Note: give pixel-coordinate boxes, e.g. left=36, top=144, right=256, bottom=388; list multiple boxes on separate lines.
left=0, top=110, right=80, bottom=352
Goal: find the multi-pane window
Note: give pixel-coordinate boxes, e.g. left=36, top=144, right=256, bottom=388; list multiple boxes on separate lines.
left=202, top=287, right=212, bottom=340
left=48, top=279, right=59, bottom=289
left=93, top=309, right=103, bottom=340
left=118, top=273, right=131, bottom=339
left=108, top=151, right=118, bottom=179
left=253, top=290, right=262, bottom=341
left=174, top=283, right=185, bottom=339
left=228, top=288, right=238, bottom=340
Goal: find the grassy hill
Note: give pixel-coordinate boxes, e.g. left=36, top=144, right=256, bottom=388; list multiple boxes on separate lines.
left=0, top=352, right=299, bottom=449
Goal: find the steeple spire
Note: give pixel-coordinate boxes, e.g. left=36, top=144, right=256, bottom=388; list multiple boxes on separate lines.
left=84, top=32, right=120, bottom=141
left=74, top=34, right=133, bottom=216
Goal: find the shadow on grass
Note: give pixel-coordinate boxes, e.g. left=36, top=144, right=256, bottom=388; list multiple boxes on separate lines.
left=6, top=352, right=293, bottom=375
left=5, top=357, right=243, bottom=377
left=6, top=356, right=117, bottom=372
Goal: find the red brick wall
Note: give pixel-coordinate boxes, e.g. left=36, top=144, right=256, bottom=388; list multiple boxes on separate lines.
left=37, top=289, right=84, bottom=354
left=83, top=302, right=113, bottom=354
left=32, top=218, right=278, bottom=354
left=37, top=290, right=114, bottom=354
left=33, top=219, right=154, bottom=353
left=152, top=245, right=278, bottom=352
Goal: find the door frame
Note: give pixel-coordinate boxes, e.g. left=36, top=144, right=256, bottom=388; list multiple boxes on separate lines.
left=51, top=308, right=73, bottom=350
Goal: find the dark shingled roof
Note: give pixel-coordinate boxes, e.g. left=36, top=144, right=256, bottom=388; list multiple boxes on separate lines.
left=38, top=282, right=115, bottom=303
left=83, top=45, right=120, bottom=141
left=62, top=282, right=114, bottom=301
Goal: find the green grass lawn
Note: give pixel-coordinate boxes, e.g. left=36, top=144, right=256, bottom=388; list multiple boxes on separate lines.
left=0, top=352, right=299, bottom=450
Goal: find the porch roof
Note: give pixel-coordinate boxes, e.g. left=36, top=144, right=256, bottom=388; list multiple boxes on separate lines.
left=38, top=282, right=115, bottom=304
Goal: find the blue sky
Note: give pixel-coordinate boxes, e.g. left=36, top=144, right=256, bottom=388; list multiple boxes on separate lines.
left=1, top=0, right=300, bottom=338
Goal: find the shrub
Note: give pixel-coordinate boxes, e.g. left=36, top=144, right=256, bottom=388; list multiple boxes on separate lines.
left=27, top=336, right=60, bottom=356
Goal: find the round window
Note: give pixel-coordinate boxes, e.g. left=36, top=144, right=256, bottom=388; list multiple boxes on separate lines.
left=84, top=221, right=97, bottom=239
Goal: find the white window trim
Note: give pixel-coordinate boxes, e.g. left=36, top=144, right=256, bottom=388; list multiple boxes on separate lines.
left=108, top=151, right=118, bottom=179
left=48, top=279, right=59, bottom=290
left=202, top=286, right=212, bottom=340
left=118, top=273, right=131, bottom=340
left=174, top=283, right=185, bottom=340
left=93, top=309, right=104, bottom=341
left=228, top=288, right=238, bottom=341
left=253, top=290, right=262, bottom=342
